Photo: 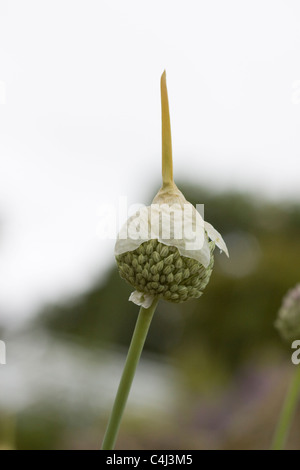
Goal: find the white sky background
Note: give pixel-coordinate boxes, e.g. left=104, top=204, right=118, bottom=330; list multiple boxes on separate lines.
left=1, top=0, right=300, bottom=325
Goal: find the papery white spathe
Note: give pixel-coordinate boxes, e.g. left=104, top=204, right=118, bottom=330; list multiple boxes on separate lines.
left=203, top=221, right=229, bottom=257
left=129, top=291, right=154, bottom=309
left=115, top=184, right=228, bottom=269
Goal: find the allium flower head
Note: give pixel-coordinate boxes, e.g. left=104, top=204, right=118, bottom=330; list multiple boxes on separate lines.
left=115, top=72, right=228, bottom=308
left=275, top=284, right=300, bottom=341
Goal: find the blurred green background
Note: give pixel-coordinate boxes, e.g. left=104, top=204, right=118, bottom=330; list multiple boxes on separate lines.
left=1, top=184, right=300, bottom=450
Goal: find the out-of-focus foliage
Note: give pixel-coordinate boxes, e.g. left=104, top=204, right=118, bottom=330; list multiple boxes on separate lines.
left=39, top=186, right=300, bottom=378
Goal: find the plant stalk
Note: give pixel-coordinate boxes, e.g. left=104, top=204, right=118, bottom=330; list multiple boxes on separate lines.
left=101, top=298, right=159, bottom=450
left=272, top=365, right=300, bottom=450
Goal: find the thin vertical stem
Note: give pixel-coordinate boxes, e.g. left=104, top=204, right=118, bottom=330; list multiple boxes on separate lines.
left=101, top=298, right=159, bottom=450
left=272, top=366, right=300, bottom=450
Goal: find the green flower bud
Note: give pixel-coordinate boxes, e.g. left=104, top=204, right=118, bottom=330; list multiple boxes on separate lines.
left=116, top=238, right=215, bottom=304
left=275, top=284, right=300, bottom=342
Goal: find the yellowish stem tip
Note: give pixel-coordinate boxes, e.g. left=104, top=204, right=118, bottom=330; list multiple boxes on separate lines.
left=161, top=70, right=174, bottom=188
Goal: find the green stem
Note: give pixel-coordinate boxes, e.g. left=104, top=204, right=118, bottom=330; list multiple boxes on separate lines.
left=272, top=366, right=300, bottom=450
left=101, top=298, right=159, bottom=450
